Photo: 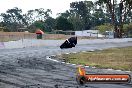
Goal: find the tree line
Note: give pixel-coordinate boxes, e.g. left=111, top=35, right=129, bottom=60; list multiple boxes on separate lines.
left=0, top=0, right=132, bottom=38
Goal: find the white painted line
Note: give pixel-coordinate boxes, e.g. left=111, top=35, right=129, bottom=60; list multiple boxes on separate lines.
left=92, top=66, right=96, bottom=68
left=90, top=50, right=95, bottom=52
left=125, top=71, right=131, bottom=73
left=71, top=64, right=76, bottom=66
left=82, top=51, right=86, bottom=53
left=65, top=53, right=69, bottom=54
left=51, top=59, right=59, bottom=62
left=46, top=56, right=59, bottom=62
left=115, top=70, right=122, bottom=71
left=46, top=56, right=51, bottom=60
left=51, top=55, right=56, bottom=57
left=66, top=63, right=70, bottom=65
left=72, top=52, right=77, bottom=54
left=85, top=66, right=90, bottom=68
left=107, top=69, right=113, bottom=70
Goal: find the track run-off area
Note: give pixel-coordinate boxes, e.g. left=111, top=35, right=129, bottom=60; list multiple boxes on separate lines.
left=0, top=38, right=132, bottom=88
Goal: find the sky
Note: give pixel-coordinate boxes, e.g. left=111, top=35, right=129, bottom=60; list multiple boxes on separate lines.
left=0, top=0, right=93, bottom=18
left=0, top=0, right=121, bottom=18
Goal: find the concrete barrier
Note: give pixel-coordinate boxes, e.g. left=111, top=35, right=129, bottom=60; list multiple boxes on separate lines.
left=0, top=38, right=132, bottom=49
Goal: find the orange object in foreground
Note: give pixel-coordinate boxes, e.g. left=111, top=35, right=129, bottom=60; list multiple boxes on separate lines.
left=76, top=66, right=131, bottom=85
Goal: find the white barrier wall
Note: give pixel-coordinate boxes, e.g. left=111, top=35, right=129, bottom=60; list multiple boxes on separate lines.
left=0, top=39, right=65, bottom=49
left=0, top=38, right=132, bottom=49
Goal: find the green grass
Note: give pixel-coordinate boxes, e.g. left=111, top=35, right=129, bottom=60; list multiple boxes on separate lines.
left=58, top=47, right=132, bottom=71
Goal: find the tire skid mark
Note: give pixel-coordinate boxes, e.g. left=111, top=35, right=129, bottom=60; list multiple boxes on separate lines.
left=0, top=72, right=55, bottom=88
left=0, top=79, right=23, bottom=87
left=0, top=69, right=55, bottom=87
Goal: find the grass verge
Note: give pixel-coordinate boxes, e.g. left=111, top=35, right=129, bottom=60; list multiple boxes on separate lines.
left=57, top=46, right=132, bottom=71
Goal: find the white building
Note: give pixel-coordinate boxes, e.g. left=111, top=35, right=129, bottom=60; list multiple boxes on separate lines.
left=75, top=30, right=104, bottom=38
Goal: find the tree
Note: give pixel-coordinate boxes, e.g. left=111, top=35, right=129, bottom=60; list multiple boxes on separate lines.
left=0, top=7, right=53, bottom=32
left=28, top=17, right=56, bottom=33
left=55, top=17, right=74, bottom=31
left=59, top=10, right=84, bottom=31
left=44, top=17, right=56, bottom=32
left=92, top=7, right=108, bottom=26
left=123, top=23, right=132, bottom=37
left=70, top=1, right=94, bottom=30
left=25, top=8, right=52, bottom=26
left=68, top=14, right=84, bottom=31
left=27, top=20, right=44, bottom=33
left=0, top=7, right=26, bottom=32
left=58, top=10, right=70, bottom=19
left=24, top=8, right=52, bottom=32
left=96, top=23, right=114, bottom=33
left=96, top=0, right=132, bottom=38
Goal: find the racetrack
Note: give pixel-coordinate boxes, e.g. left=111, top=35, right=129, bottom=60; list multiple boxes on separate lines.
left=0, top=39, right=132, bottom=88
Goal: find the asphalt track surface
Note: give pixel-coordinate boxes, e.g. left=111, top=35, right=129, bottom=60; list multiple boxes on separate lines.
left=0, top=40, right=132, bottom=88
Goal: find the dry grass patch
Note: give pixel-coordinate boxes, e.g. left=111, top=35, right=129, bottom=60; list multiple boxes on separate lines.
left=59, top=47, right=132, bottom=71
